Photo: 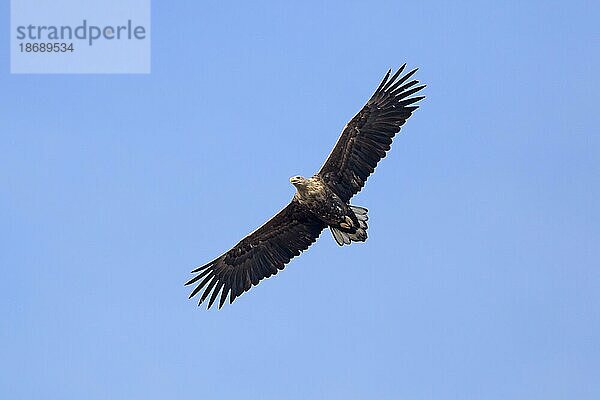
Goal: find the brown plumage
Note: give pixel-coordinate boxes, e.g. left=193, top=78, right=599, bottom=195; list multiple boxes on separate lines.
left=186, top=65, right=425, bottom=308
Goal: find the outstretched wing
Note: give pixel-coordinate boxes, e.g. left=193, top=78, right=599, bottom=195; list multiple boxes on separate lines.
left=318, top=65, right=425, bottom=202
left=185, top=200, right=326, bottom=309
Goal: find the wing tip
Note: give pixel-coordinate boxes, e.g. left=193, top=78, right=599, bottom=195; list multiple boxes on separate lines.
left=375, top=64, right=424, bottom=100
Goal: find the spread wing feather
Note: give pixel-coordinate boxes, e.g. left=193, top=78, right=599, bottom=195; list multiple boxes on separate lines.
left=318, top=65, right=425, bottom=202
left=185, top=200, right=325, bottom=309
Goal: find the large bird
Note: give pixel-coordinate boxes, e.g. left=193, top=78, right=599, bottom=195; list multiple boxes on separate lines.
left=186, top=65, right=425, bottom=308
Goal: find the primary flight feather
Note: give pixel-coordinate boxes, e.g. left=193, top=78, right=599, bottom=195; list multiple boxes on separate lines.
left=186, top=65, right=425, bottom=309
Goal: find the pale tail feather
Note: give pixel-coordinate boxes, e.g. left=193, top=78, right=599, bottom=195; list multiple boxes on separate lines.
left=329, top=205, right=369, bottom=246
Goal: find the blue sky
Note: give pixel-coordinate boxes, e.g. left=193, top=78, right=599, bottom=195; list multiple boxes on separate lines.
left=1, top=1, right=599, bottom=399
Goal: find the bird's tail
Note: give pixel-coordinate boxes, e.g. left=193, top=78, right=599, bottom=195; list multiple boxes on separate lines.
left=329, top=205, right=369, bottom=246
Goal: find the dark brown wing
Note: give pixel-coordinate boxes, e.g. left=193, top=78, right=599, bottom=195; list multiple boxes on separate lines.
left=185, top=200, right=326, bottom=309
left=318, top=65, right=425, bottom=202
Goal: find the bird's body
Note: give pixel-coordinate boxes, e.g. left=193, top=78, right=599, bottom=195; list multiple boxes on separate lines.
left=291, top=175, right=368, bottom=244
left=186, top=65, right=426, bottom=308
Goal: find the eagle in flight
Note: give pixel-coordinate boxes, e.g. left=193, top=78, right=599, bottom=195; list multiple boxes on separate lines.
left=186, top=65, right=425, bottom=308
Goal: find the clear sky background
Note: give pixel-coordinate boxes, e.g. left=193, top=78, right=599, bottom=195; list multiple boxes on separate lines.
left=1, top=1, right=599, bottom=399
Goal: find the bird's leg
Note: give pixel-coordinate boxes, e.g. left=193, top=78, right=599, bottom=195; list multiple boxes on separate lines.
left=340, top=216, right=353, bottom=229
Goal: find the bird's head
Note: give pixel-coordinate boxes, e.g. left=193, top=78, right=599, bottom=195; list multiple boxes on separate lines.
left=289, top=175, right=307, bottom=188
